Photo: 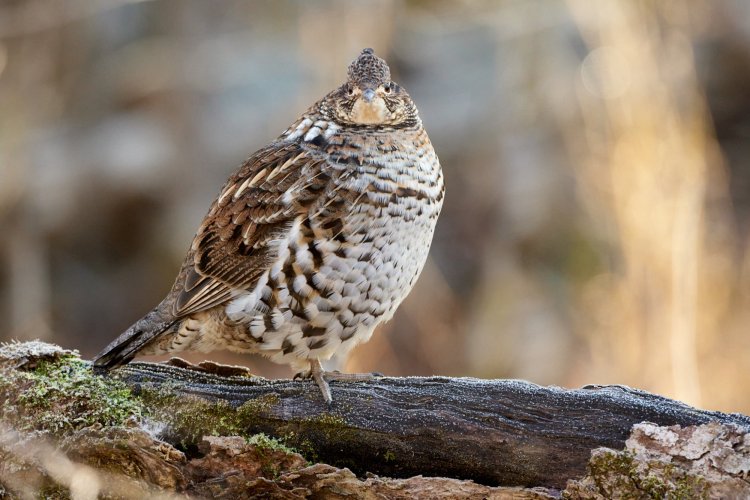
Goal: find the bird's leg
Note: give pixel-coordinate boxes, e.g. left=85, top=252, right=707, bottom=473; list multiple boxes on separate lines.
left=293, top=361, right=382, bottom=404
left=310, top=359, right=332, bottom=405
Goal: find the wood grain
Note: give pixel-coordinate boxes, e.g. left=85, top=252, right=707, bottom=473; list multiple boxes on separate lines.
left=116, top=361, right=750, bottom=488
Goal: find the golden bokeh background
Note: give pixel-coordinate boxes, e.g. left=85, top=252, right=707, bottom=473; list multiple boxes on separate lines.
left=1, top=0, right=749, bottom=413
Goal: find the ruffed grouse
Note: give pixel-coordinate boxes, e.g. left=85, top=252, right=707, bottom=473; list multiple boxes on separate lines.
left=94, top=48, right=444, bottom=403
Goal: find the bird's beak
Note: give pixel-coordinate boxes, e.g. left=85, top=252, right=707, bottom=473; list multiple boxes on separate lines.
left=362, top=88, right=376, bottom=103
left=350, top=85, right=389, bottom=124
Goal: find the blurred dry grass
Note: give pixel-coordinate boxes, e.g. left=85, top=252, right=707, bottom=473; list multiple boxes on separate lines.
left=1, top=0, right=749, bottom=412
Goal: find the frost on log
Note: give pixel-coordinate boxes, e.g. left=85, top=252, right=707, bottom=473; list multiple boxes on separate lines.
left=2, top=341, right=750, bottom=499
left=116, top=358, right=750, bottom=487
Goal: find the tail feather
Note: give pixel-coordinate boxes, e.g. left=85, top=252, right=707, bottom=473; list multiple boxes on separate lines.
left=93, top=303, right=177, bottom=371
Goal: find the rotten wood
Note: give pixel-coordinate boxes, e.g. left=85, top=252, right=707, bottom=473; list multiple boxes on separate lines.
left=115, top=361, right=750, bottom=489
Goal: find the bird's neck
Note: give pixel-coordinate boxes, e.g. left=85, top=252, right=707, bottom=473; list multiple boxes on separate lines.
left=281, top=112, right=424, bottom=146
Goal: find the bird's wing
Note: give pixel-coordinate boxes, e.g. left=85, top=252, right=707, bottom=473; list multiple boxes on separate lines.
left=171, top=141, right=330, bottom=317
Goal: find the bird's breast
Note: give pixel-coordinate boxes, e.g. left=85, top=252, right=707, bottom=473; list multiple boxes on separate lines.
left=222, top=125, right=444, bottom=364
left=325, top=128, right=443, bottom=204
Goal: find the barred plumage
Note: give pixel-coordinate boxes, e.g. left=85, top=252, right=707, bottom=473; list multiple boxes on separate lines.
left=94, top=48, right=444, bottom=402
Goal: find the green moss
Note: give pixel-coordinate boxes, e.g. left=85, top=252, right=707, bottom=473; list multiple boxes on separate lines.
left=570, top=450, right=710, bottom=500
left=282, top=431, right=319, bottom=463
left=383, top=450, right=396, bottom=462
left=0, top=356, right=144, bottom=436
left=141, top=391, right=240, bottom=445
left=311, top=414, right=355, bottom=448
left=246, top=433, right=298, bottom=455
left=1, top=346, right=309, bottom=465
left=236, top=394, right=281, bottom=421
left=245, top=433, right=306, bottom=478
left=670, top=472, right=708, bottom=499
left=312, top=414, right=347, bottom=427
left=138, top=388, right=305, bottom=458
left=272, top=413, right=355, bottom=467
left=37, top=483, right=70, bottom=500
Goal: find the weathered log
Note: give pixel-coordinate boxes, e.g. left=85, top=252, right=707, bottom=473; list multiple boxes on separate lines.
left=116, top=360, right=750, bottom=489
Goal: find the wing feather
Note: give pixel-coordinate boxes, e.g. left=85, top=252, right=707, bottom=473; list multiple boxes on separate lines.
left=169, top=142, right=330, bottom=317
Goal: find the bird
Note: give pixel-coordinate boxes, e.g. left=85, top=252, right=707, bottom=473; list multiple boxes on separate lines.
left=93, top=48, right=445, bottom=403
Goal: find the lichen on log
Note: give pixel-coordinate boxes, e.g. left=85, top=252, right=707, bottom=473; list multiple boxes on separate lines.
left=0, top=341, right=551, bottom=498
left=114, top=355, right=750, bottom=488
left=565, top=422, right=750, bottom=498
left=2, top=341, right=750, bottom=499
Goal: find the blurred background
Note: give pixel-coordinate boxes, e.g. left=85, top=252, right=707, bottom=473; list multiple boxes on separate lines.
left=1, top=0, right=749, bottom=413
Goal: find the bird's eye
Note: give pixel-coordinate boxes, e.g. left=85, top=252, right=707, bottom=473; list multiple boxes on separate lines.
left=347, top=86, right=355, bottom=96
left=383, top=83, right=392, bottom=94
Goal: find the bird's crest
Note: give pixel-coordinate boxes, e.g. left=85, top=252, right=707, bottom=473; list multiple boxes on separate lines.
left=347, top=48, right=391, bottom=86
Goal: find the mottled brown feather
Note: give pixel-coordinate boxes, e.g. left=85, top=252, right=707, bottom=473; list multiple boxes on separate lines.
left=172, top=142, right=328, bottom=317
left=94, top=48, right=444, bottom=394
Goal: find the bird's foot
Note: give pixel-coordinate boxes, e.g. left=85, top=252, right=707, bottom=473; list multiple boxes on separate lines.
left=167, top=357, right=254, bottom=377
left=166, top=357, right=199, bottom=370
left=294, top=362, right=383, bottom=404
left=293, top=360, right=331, bottom=404
left=323, top=370, right=381, bottom=382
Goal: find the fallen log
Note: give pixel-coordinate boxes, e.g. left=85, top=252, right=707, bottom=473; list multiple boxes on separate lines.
left=4, top=341, right=750, bottom=497
left=115, top=359, right=750, bottom=488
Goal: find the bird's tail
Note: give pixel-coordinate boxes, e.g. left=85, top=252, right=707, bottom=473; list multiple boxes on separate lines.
left=93, top=301, right=177, bottom=371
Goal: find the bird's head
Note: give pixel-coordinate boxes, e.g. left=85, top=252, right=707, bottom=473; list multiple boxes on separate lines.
left=321, top=48, right=418, bottom=128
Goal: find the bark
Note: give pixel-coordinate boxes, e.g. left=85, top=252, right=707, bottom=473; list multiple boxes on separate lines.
left=116, top=359, right=750, bottom=488
left=2, top=341, right=750, bottom=499
left=565, top=421, right=750, bottom=498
